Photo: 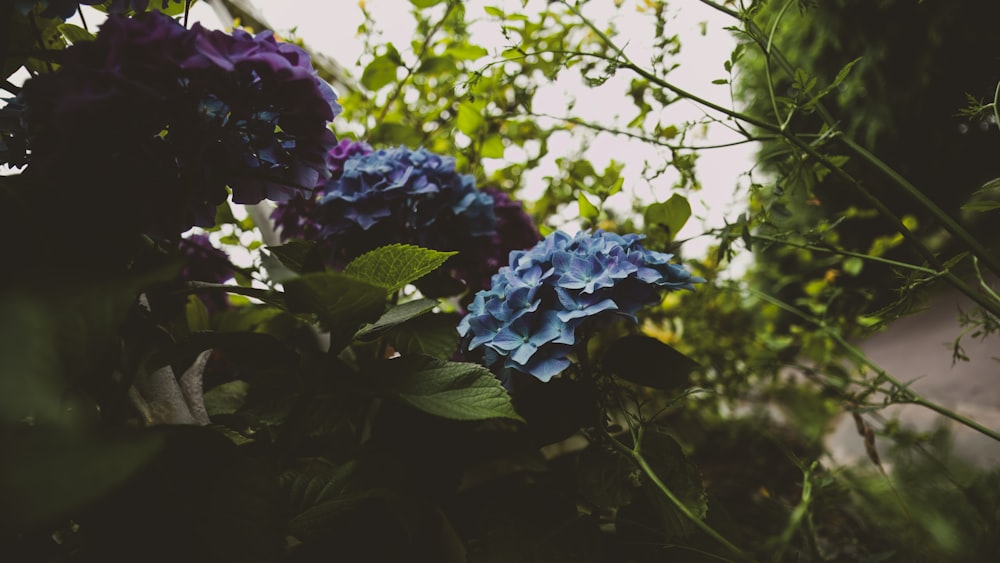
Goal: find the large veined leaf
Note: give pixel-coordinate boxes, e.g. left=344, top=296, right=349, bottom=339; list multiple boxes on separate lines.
left=343, top=244, right=456, bottom=294
left=283, top=271, right=387, bottom=333
left=354, top=298, right=438, bottom=340
left=384, top=312, right=461, bottom=360
left=379, top=357, right=523, bottom=422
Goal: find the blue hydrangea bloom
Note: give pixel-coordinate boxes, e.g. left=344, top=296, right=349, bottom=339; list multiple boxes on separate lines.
left=458, top=229, right=704, bottom=382
left=316, top=146, right=498, bottom=271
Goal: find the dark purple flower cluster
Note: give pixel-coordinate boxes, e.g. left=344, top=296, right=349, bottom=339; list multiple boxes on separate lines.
left=12, top=11, right=339, bottom=236
left=458, top=230, right=704, bottom=382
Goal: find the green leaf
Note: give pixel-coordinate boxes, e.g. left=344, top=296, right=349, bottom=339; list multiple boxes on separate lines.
left=481, top=134, right=505, bottom=158
left=355, top=297, right=438, bottom=340
left=343, top=244, right=456, bottom=294
left=57, top=23, right=95, bottom=45
left=369, top=120, right=424, bottom=147
left=380, top=357, right=523, bottom=421
left=484, top=6, right=505, bottom=17
left=638, top=428, right=707, bottom=539
left=203, top=380, right=250, bottom=416
left=385, top=313, right=461, bottom=360
left=578, top=444, right=635, bottom=510
left=445, top=43, right=489, bottom=60
left=283, top=272, right=387, bottom=338
left=577, top=193, right=599, bottom=221
left=961, top=200, right=1000, bottom=212
left=644, top=194, right=691, bottom=239
left=280, top=459, right=358, bottom=517
left=0, top=428, right=164, bottom=529
left=604, top=335, right=699, bottom=389
left=457, top=101, right=485, bottom=135
left=288, top=488, right=396, bottom=540
left=416, top=55, right=458, bottom=74
left=266, top=240, right=323, bottom=275
left=361, top=47, right=401, bottom=91
left=410, top=0, right=446, bottom=6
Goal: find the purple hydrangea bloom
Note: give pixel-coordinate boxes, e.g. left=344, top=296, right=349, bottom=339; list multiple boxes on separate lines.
left=457, top=229, right=704, bottom=382
left=16, top=11, right=340, bottom=236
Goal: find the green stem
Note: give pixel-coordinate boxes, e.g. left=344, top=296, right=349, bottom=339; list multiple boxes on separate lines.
left=747, top=287, right=1000, bottom=443
left=749, top=233, right=939, bottom=275
left=628, top=426, right=755, bottom=562
left=698, top=0, right=1000, bottom=278
left=562, top=4, right=1000, bottom=319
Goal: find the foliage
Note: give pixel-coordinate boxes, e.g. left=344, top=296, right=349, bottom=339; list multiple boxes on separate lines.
left=2, top=0, right=1000, bottom=561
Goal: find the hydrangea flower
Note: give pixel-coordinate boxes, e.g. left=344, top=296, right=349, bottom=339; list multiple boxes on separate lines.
left=16, top=11, right=340, bottom=236
left=270, top=139, right=373, bottom=241
left=458, top=229, right=704, bottom=382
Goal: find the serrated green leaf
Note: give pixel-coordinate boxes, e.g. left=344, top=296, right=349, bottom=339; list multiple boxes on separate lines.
left=644, top=194, right=691, bottom=239
left=385, top=313, right=461, bottom=360
left=283, top=272, right=387, bottom=339
left=380, top=357, right=523, bottom=421
left=638, top=428, right=707, bottom=539
left=604, top=335, right=699, bottom=389
left=280, top=460, right=358, bottom=517
left=343, top=244, right=456, bottom=294
left=355, top=298, right=438, bottom=340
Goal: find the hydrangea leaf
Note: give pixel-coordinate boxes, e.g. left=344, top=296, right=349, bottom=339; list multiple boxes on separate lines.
left=603, top=334, right=699, bottom=390
left=265, top=240, right=324, bottom=276
left=577, top=443, right=635, bottom=510
left=283, top=272, right=387, bottom=342
left=380, top=357, right=524, bottom=421
left=354, top=297, right=438, bottom=340
left=279, top=459, right=358, bottom=519
left=385, top=313, right=462, bottom=360
left=343, top=244, right=456, bottom=294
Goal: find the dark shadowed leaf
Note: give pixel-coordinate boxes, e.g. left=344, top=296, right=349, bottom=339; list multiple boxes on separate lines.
left=603, top=334, right=699, bottom=389
left=385, top=312, right=462, bottom=360
left=0, top=428, right=164, bottom=530
left=355, top=297, right=438, bottom=340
